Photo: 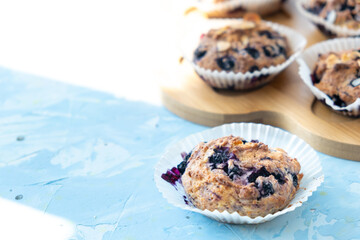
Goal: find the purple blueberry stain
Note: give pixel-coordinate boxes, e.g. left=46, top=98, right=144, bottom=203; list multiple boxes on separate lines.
left=311, top=67, right=321, bottom=84
left=177, top=161, right=187, bottom=175
left=215, top=56, right=236, bottom=71
left=161, top=167, right=181, bottom=185
left=160, top=151, right=197, bottom=206
left=247, top=166, right=271, bottom=183
left=276, top=43, right=287, bottom=57
left=208, top=147, right=230, bottom=171
left=291, top=173, right=298, bottom=187
left=178, top=151, right=192, bottom=175
left=208, top=146, right=242, bottom=179
left=340, top=1, right=354, bottom=11
left=249, top=65, right=259, bottom=73
left=257, top=181, right=275, bottom=199
left=263, top=45, right=280, bottom=58
left=208, top=146, right=238, bottom=171
left=306, top=2, right=326, bottom=14
left=272, top=172, right=286, bottom=185
left=161, top=150, right=194, bottom=185
left=194, top=46, right=207, bottom=61
left=183, top=195, right=190, bottom=205
left=248, top=164, right=287, bottom=185
left=259, top=30, right=274, bottom=39
left=330, top=94, right=347, bottom=107
left=228, top=165, right=244, bottom=180
left=245, top=47, right=260, bottom=59
left=311, top=73, right=318, bottom=84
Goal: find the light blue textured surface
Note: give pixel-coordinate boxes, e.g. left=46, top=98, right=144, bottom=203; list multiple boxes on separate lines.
left=1, top=67, right=360, bottom=240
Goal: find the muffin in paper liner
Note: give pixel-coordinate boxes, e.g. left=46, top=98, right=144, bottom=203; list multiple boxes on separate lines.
left=296, top=0, right=360, bottom=38
left=187, top=0, right=285, bottom=17
left=182, top=19, right=307, bottom=90
left=154, top=123, right=324, bottom=224
left=297, top=38, right=360, bottom=117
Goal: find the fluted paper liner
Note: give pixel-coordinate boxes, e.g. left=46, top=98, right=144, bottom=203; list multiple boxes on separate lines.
left=296, top=0, right=360, bottom=37
left=182, top=19, right=307, bottom=90
left=297, top=38, right=360, bottom=117
left=154, top=123, right=324, bottom=224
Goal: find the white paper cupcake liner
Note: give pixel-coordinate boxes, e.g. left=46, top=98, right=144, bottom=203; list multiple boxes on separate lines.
left=296, top=0, right=360, bottom=37
left=297, top=38, right=360, bottom=117
left=154, top=123, right=324, bottom=224
left=190, top=0, right=284, bottom=16
left=182, top=19, right=307, bottom=90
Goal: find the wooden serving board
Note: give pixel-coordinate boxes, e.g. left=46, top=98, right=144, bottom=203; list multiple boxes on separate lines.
left=160, top=1, right=360, bottom=161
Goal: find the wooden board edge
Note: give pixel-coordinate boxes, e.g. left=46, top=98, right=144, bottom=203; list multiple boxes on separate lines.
left=162, top=90, right=360, bottom=161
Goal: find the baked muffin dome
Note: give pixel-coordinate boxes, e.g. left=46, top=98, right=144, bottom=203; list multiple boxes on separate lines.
left=193, top=18, right=290, bottom=73
left=306, top=0, right=360, bottom=29
left=179, top=135, right=302, bottom=218
left=312, top=48, right=360, bottom=107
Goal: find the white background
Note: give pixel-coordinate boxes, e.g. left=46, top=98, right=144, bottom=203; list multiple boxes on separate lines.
left=0, top=0, right=177, bottom=104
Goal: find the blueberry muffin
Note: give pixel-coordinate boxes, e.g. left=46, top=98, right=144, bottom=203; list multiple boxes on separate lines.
left=187, top=0, right=247, bottom=18
left=204, top=6, right=247, bottom=19
left=193, top=0, right=284, bottom=18
left=306, top=0, right=360, bottom=29
left=311, top=49, right=360, bottom=107
left=193, top=16, right=290, bottom=73
left=177, top=135, right=303, bottom=218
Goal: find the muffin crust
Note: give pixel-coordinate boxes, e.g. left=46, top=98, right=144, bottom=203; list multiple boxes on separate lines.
left=193, top=16, right=290, bottom=73
left=180, top=135, right=302, bottom=218
left=306, top=0, right=360, bottom=29
left=312, top=48, right=360, bottom=107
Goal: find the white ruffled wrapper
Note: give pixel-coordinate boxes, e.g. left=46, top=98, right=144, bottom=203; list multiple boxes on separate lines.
left=296, top=0, right=360, bottom=37
left=183, top=19, right=306, bottom=90
left=190, top=0, right=284, bottom=16
left=154, top=123, right=324, bottom=224
left=297, top=38, right=360, bottom=117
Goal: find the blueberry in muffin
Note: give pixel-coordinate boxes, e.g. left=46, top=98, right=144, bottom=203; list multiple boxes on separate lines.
left=306, top=0, right=360, bottom=30
left=194, top=0, right=285, bottom=18
left=163, top=135, right=303, bottom=218
left=193, top=14, right=290, bottom=73
left=311, top=48, right=360, bottom=107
